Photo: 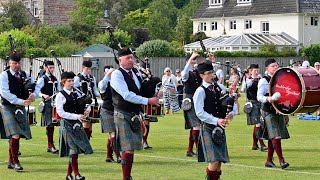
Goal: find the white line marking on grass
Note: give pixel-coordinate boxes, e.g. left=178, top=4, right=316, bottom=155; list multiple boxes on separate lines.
left=132, top=154, right=320, bottom=176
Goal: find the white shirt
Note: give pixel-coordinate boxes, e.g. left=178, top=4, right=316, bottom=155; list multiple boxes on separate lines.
left=216, top=69, right=224, bottom=84
left=257, top=74, right=271, bottom=103
left=181, top=63, right=194, bottom=82
left=74, top=72, right=100, bottom=97
left=110, top=67, right=148, bottom=105
left=34, top=73, right=61, bottom=98
left=98, top=75, right=110, bottom=94
left=193, top=81, right=231, bottom=126
left=55, top=88, right=90, bottom=120
left=0, top=68, right=34, bottom=105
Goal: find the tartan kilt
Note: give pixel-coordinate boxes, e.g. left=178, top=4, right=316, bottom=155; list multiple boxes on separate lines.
left=59, top=119, right=93, bottom=157
left=246, top=100, right=262, bottom=125
left=0, top=111, right=9, bottom=139
left=114, top=110, right=143, bottom=152
left=260, top=111, right=290, bottom=140
left=0, top=104, right=32, bottom=140
left=198, top=125, right=229, bottom=163
left=41, top=101, right=59, bottom=127
left=100, top=108, right=116, bottom=133
left=183, top=93, right=200, bottom=129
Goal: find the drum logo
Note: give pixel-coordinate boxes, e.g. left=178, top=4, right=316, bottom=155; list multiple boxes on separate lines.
left=275, top=84, right=300, bottom=97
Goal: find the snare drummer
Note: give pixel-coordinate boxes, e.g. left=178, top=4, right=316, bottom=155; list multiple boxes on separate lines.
left=257, top=59, right=290, bottom=169
left=34, top=60, right=61, bottom=153
left=0, top=53, right=35, bottom=171
left=98, top=65, right=121, bottom=163
left=110, top=48, right=159, bottom=180
left=56, top=71, right=93, bottom=180
left=242, top=64, right=267, bottom=152
left=74, top=59, right=100, bottom=140
left=193, top=61, right=233, bottom=180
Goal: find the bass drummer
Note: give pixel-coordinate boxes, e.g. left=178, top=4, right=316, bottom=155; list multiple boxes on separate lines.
left=257, top=59, right=290, bottom=169
left=34, top=60, right=61, bottom=153
left=74, top=60, right=100, bottom=140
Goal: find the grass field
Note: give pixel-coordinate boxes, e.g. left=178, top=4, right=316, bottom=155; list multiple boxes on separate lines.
left=1, top=96, right=320, bottom=180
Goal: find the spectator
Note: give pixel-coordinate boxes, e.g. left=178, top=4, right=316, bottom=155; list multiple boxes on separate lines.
left=175, top=69, right=184, bottom=108
left=162, top=67, right=180, bottom=114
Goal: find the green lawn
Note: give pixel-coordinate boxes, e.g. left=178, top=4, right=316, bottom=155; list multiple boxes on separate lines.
left=1, top=96, right=320, bottom=180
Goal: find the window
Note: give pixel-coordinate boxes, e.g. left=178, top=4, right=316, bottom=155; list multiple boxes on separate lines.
left=230, top=20, right=236, bottom=29
left=211, top=22, right=218, bottom=30
left=311, top=17, right=318, bottom=26
left=237, top=0, right=252, bottom=4
left=24, top=1, right=31, bottom=11
left=262, top=22, right=269, bottom=34
left=33, top=0, right=39, bottom=17
left=199, top=22, right=207, bottom=31
left=209, top=0, right=223, bottom=6
left=245, top=20, right=252, bottom=29
left=104, top=10, right=109, bottom=18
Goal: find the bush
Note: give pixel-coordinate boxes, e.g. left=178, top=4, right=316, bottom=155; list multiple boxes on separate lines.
left=47, top=41, right=83, bottom=57
left=169, top=41, right=185, bottom=57
left=136, top=39, right=171, bottom=57
left=26, top=48, right=48, bottom=57
left=301, top=44, right=320, bottom=65
left=280, top=47, right=297, bottom=57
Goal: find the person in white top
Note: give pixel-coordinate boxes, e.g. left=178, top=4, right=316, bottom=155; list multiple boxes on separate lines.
left=215, top=62, right=224, bottom=85
left=162, top=67, right=180, bottom=114
left=55, top=71, right=93, bottom=180
left=175, top=69, right=184, bottom=107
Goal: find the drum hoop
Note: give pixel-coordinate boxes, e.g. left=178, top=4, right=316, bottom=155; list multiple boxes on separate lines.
left=270, top=67, right=307, bottom=115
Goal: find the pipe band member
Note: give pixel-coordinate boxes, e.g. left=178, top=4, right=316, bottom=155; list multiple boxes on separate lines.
left=34, top=60, right=61, bottom=153
left=257, top=59, right=290, bottom=169
left=0, top=53, right=35, bottom=171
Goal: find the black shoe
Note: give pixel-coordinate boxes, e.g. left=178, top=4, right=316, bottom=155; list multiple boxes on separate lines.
left=125, top=176, right=132, bottom=180
left=252, top=145, right=259, bottom=150
left=143, top=142, right=152, bottom=149
left=66, top=175, right=73, bottom=180
left=186, top=151, right=197, bottom=157
left=116, top=156, right=122, bottom=163
left=47, top=147, right=59, bottom=154
left=280, top=159, right=290, bottom=169
left=7, top=163, right=14, bottom=169
left=260, top=145, right=268, bottom=152
left=265, top=161, right=276, bottom=168
left=18, top=151, right=21, bottom=156
left=13, top=163, right=23, bottom=171
left=106, top=157, right=115, bottom=163
left=75, top=174, right=85, bottom=180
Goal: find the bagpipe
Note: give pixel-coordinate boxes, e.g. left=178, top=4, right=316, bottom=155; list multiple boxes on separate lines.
left=197, top=32, right=235, bottom=117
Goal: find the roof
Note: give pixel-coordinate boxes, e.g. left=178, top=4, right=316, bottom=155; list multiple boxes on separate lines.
left=184, top=32, right=299, bottom=49
left=193, top=0, right=320, bottom=19
left=73, top=44, right=117, bottom=56
left=82, top=52, right=116, bottom=58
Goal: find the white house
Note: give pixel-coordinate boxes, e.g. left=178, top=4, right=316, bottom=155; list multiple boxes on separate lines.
left=185, top=0, right=320, bottom=52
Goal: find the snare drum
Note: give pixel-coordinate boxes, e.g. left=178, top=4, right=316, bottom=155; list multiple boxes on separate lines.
left=270, top=67, right=320, bottom=115
left=26, top=106, right=37, bottom=125
left=52, top=103, right=61, bottom=122
left=143, top=99, right=164, bottom=117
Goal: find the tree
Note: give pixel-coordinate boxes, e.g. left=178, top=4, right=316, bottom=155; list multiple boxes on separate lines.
left=0, top=29, right=36, bottom=58
left=175, top=15, right=193, bottom=45
left=147, top=12, right=174, bottom=41
left=133, top=28, right=149, bottom=47
left=0, top=17, right=14, bottom=33
left=70, top=0, right=104, bottom=29
left=92, top=29, right=132, bottom=49
left=1, top=0, right=30, bottom=29
left=106, top=0, right=129, bottom=27
left=173, top=0, right=190, bottom=9
left=118, top=8, right=150, bottom=34
left=190, top=31, right=207, bottom=42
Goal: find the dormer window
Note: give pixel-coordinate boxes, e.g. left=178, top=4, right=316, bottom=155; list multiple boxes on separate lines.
left=237, top=0, right=253, bottom=6
left=209, top=0, right=225, bottom=8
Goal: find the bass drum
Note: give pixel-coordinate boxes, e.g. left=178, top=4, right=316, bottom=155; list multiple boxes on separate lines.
left=270, top=67, right=320, bottom=115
